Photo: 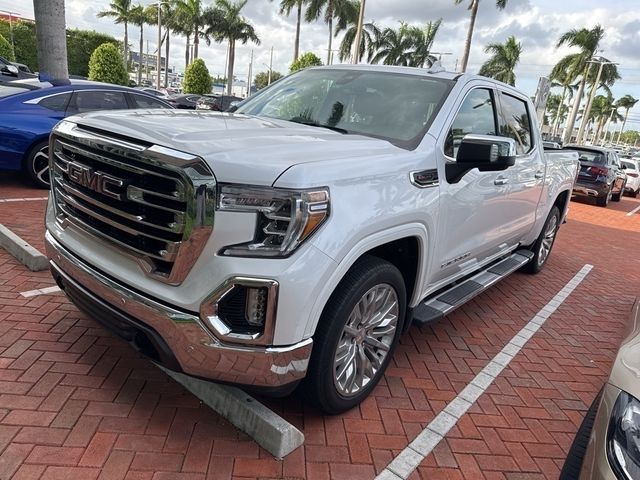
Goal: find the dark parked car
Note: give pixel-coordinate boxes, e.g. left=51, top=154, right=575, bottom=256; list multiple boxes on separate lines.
left=0, top=78, right=174, bottom=188
left=168, top=93, right=202, bottom=109
left=564, top=145, right=627, bottom=207
left=195, top=94, right=243, bottom=111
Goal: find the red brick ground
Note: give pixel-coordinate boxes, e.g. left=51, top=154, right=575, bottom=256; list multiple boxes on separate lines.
left=0, top=179, right=639, bottom=479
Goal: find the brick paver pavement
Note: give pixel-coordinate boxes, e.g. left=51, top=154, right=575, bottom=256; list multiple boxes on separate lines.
left=0, top=178, right=639, bottom=479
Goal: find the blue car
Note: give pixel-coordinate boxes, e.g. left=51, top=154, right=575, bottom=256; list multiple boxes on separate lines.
left=0, top=79, right=174, bottom=188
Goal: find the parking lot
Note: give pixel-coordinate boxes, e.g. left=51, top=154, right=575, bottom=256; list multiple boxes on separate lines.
left=0, top=172, right=639, bottom=480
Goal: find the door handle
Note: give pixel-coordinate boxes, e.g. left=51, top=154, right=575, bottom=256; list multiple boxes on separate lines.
left=534, top=170, right=544, bottom=179
left=494, top=177, right=509, bottom=186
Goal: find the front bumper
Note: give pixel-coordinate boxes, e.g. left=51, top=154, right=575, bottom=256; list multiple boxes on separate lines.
left=45, top=231, right=313, bottom=390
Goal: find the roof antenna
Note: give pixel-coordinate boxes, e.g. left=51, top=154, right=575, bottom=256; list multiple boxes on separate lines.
left=427, top=61, right=446, bottom=74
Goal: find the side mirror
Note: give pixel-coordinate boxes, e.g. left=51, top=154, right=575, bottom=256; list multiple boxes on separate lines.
left=5, top=64, right=19, bottom=76
left=226, top=101, right=240, bottom=113
left=446, top=134, right=517, bottom=183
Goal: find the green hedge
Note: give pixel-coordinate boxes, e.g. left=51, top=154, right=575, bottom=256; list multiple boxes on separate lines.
left=183, top=59, right=212, bottom=94
left=0, top=33, right=13, bottom=61
left=88, top=43, right=128, bottom=85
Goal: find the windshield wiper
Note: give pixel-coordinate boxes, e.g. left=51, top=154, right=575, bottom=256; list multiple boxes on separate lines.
left=289, top=119, right=349, bottom=134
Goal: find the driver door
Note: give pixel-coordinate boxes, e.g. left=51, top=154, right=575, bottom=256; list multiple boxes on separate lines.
left=430, top=87, right=519, bottom=285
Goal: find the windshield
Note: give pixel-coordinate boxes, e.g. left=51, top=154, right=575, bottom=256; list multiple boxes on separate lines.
left=573, top=150, right=606, bottom=165
left=236, top=68, right=453, bottom=149
left=622, top=160, right=637, bottom=170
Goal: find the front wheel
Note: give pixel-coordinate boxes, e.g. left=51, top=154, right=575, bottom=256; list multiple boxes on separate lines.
left=596, top=186, right=612, bottom=207
left=522, top=206, right=560, bottom=274
left=305, top=256, right=406, bottom=414
left=24, top=140, right=51, bottom=189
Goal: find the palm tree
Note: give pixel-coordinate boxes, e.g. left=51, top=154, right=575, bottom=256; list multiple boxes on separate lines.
left=305, top=0, right=359, bottom=64
left=33, top=0, right=69, bottom=82
left=478, top=35, right=521, bottom=86
left=409, top=20, right=442, bottom=68
left=130, top=4, right=155, bottom=85
left=274, top=0, right=305, bottom=62
left=337, top=21, right=381, bottom=63
left=174, top=0, right=207, bottom=63
left=98, top=0, right=135, bottom=69
left=545, top=94, right=569, bottom=132
left=615, top=95, right=639, bottom=144
left=370, top=23, right=416, bottom=66
left=454, top=0, right=508, bottom=73
left=555, top=25, right=605, bottom=144
left=205, top=0, right=260, bottom=96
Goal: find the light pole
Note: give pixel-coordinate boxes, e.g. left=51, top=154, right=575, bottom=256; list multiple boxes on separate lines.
left=156, top=4, right=162, bottom=89
left=247, top=49, right=253, bottom=97
left=576, top=57, right=618, bottom=145
left=351, top=0, right=366, bottom=64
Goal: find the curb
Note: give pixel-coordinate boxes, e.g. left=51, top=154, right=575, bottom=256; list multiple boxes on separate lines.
left=0, top=224, right=49, bottom=271
left=159, top=366, right=304, bottom=458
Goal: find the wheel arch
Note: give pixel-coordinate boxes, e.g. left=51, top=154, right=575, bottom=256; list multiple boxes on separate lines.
left=21, top=134, right=50, bottom=169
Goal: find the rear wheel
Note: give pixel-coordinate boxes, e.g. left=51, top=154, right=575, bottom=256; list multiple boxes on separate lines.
left=305, top=256, right=405, bottom=414
left=522, top=206, right=560, bottom=274
left=596, top=185, right=612, bottom=207
left=24, top=140, right=50, bottom=189
left=612, top=182, right=624, bottom=202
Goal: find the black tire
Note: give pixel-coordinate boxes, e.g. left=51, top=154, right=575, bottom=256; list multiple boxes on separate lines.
left=596, top=186, right=612, bottom=207
left=522, top=206, right=560, bottom=274
left=305, top=255, right=406, bottom=414
left=632, top=188, right=639, bottom=198
left=559, top=388, right=603, bottom=480
left=24, top=140, right=51, bottom=189
left=612, top=183, right=624, bottom=202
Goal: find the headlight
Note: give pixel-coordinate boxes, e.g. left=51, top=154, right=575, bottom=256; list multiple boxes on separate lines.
left=217, top=184, right=329, bottom=257
left=608, top=391, right=640, bottom=479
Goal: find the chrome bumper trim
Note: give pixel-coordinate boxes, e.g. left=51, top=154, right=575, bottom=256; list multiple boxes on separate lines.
left=45, top=231, right=312, bottom=387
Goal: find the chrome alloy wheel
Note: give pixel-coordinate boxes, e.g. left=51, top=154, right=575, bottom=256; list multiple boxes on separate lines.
left=333, top=284, right=399, bottom=397
left=538, top=213, right=558, bottom=267
left=33, top=145, right=50, bottom=187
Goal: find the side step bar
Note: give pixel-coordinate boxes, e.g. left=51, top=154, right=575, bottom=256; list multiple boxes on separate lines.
left=412, top=250, right=534, bottom=325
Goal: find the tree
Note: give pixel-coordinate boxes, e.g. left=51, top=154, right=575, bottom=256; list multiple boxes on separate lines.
left=615, top=95, right=639, bottom=144
left=97, top=0, right=135, bottom=69
left=254, top=70, right=283, bottom=89
left=290, top=51, right=323, bottom=72
left=478, top=35, right=521, bottom=86
left=88, top=43, right=129, bottom=85
left=305, top=0, right=359, bottom=64
left=454, top=0, right=509, bottom=73
left=182, top=58, right=212, bottom=94
left=0, top=34, right=13, bottom=61
left=130, top=4, right=155, bottom=85
left=67, top=30, right=121, bottom=77
left=338, top=21, right=380, bottom=63
left=204, top=0, right=260, bottom=96
left=173, top=0, right=207, bottom=64
left=33, top=0, right=69, bottom=82
left=369, top=22, right=441, bottom=67
left=274, top=0, right=305, bottom=62
left=0, top=20, right=37, bottom=71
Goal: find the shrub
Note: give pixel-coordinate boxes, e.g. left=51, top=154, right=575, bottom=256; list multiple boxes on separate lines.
left=183, top=59, right=212, bottom=94
left=254, top=70, right=283, bottom=89
left=0, top=33, right=13, bottom=61
left=289, top=52, right=322, bottom=73
left=88, top=43, right=128, bottom=85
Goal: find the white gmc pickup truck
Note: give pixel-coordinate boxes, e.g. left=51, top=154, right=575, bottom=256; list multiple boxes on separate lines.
left=45, top=65, right=579, bottom=413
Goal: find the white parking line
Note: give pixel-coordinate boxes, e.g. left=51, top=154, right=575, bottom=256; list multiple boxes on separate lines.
left=20, top=286, right=61, bottom=298
left=376, top=264, right=593, bottom=480
left=0, top=197, right=48, bottom=203
left=626, top=204, right=640, bottom=217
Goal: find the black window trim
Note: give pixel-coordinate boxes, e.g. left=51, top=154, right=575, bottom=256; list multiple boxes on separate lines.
left=442, top=85, right=500, bottom=161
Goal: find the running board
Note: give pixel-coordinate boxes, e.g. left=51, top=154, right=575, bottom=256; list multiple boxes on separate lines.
left=412, top=250, right=534, bottom=326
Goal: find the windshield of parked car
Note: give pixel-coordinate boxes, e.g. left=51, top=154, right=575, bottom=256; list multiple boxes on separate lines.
left=235, top=68, right=453, bottom=149
left=0, top=83, right=37, bottom=98
left=622, top=160, right=637, bottom=170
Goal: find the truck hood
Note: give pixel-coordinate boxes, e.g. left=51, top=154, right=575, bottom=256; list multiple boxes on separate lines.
left=609, top=300, right=640, bottom=399
left=70, top=109, right=402, bottom=185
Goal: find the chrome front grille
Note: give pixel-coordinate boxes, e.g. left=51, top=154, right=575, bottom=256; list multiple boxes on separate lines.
left=50, top=120, right=215, bottom=285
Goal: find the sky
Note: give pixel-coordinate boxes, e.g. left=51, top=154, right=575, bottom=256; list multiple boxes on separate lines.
left=2, top=0, right=640, bottom=129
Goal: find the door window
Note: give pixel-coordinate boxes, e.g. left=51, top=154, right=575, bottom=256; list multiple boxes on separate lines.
left=37, top=93, right=71, bottom=112
left=70, top=91, right=128, bottom=113
left=499, top=93, right=533, bottom=155
left=444, top=88, right=497, bottom=158
left=132, top=94, right=170, bottom=109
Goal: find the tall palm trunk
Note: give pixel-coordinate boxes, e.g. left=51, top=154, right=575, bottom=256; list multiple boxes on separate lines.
left=562, top=73, right=587, bottom=145
left=124, top=22, right=129, bottom=69
left=164, top=29, right=170, bottom=87
left=194, top=26, right=199, bottom=59
left=294, top=1, right=301, bottom=62
left=184, top=32, right=190, bottom=69
left=138, top=24, right=144, bottom=85
left=460, top=0, right=478, bottom=73
left=33, top=0, right=69, bottom=82
left=552, top=86, right=568, bottom=136
left=226, top=38, right=235, bottom=96
left=616, top=108, right=630, bottom=144
left=326, top=0, right=333, bottom=64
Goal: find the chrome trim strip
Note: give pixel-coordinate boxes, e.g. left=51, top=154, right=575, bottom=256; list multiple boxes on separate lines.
left=46, top=232, right=312, bottom=387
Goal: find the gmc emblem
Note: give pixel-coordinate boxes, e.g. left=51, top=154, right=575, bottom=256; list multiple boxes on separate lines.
left=67, top=161, right=124, bottom=200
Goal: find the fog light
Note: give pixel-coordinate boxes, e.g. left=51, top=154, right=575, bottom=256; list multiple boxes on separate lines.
left=246, top=287, right=268, bottom=327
